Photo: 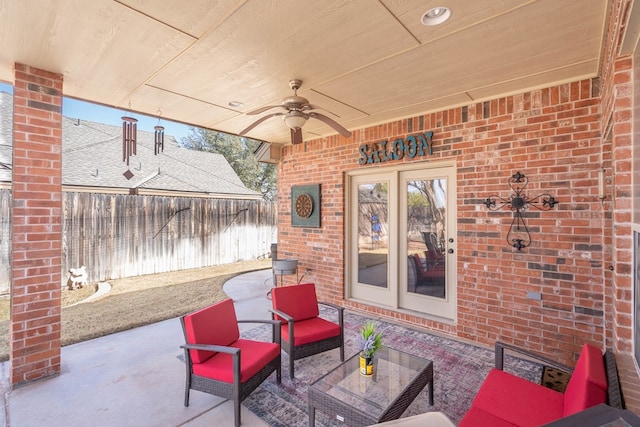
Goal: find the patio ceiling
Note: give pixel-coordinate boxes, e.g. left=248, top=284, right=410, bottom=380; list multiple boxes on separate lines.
left=0, top=0, right=614, bottom=145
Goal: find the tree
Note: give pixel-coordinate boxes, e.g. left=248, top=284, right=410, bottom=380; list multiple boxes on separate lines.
left=181, top=127, right=277, bottom=200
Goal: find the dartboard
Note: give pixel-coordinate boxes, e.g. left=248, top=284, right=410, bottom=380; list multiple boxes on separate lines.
left=295, top=193, right=314, bottom=218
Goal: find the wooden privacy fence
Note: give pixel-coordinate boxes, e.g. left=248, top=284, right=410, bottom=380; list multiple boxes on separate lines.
left=0, top=190, right=9, bottom=294
left=0, top=189, right=277, bottom=293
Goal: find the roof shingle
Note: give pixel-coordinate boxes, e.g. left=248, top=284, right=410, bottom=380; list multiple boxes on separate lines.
left=0, top=91, right=260, bottom=199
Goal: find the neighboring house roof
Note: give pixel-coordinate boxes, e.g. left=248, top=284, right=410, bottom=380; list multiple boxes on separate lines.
left=0, top=91, right=261, bottom=199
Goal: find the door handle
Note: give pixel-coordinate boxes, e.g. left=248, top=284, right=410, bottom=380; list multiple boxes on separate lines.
left=448, top=248, right=454, bottom=254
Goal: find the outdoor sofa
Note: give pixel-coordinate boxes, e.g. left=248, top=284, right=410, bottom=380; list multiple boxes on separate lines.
left=459, top=342, right=624, bottom=426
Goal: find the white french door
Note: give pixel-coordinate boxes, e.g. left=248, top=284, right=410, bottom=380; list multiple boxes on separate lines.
left=346, top=162, right=457, bottom=320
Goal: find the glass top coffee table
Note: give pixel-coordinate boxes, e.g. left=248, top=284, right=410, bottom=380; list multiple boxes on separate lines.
left=308, top=346, right=434, bottom=426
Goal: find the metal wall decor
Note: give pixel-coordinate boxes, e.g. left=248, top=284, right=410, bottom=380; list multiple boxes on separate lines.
left=358, top=131, right=434, bottom=165
left=483, top=171, right=558, bottom=251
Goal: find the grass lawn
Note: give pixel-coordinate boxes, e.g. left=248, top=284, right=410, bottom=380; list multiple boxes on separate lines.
left=0, top=259, right=271, bottom=361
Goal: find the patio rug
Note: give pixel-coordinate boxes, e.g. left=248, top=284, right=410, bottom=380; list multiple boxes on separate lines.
left=237, top=310, right=543, bottom=427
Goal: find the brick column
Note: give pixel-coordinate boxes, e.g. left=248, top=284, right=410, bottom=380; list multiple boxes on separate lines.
left=11, top=64, right=63, bottom=385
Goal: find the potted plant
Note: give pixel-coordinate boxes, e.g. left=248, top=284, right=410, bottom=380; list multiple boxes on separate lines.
left=358, top=321, right=383, bottom=376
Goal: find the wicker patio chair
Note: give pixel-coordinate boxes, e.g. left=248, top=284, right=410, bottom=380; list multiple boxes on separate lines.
left=270, top=283, right=344, bottom=378
left=410, top=253, right=443, bottom=285
left=180, top=298, right=281, bottom=427
left=495, top=341, right=624, bottom=409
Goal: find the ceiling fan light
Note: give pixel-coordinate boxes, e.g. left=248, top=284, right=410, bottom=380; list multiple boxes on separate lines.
left=421, top=7, right=451, bottom=26
left=284, top=113, right=307, bottom=129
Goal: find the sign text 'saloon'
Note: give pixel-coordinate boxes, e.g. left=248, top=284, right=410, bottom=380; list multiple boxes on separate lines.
left=358, top=132, right=434, bottom=165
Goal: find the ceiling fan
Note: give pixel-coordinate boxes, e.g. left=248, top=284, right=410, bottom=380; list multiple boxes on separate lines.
left=239, top=79, right=352, bottom=144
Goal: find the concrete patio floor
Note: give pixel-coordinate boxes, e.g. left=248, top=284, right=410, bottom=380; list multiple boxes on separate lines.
left=0, top=269, right=276, bottom=427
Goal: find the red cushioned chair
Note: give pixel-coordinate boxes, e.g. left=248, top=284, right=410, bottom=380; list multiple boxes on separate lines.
left=270, top=283, right=344, bottom=378
left=458, top=342, right=623, bottom=427
left=410, top=253, right=444, bottom=286
left=180, top=298, right=281, bottom=427
left=411, top=253, right=431, bottom=284
left=422, top=231, right=444, bottom=268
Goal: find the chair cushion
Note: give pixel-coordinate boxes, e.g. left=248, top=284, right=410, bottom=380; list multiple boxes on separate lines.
left=282, top=317, right=341, bottom=346
left=569, top=343, right=608, bottom=389
left=182, top=299, right=240, bottom=364
left=563, top=343, right=608, bottom=416
left=458, top=407, right=519, bottom=427
left=272, top=283, right=320, bottom=321
left=411, top=253, right=426, bottom=275
left=192, top=339, right=280, bottom=383
left=471, top=368, right=565, bottom=427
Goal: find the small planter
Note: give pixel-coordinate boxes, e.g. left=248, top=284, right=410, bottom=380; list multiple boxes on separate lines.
left=272, top=259, right=298, bottom=275
left=359, top=353, right=374, bottom=376
left=358, top=321, right=382, bottom=376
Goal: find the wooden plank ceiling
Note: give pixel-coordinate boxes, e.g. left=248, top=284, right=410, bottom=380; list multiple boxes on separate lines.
left=0, top=0, right=611, bottom=145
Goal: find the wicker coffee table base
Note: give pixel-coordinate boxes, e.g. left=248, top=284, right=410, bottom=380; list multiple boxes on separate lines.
left=308, top=352, right=433, bottom=427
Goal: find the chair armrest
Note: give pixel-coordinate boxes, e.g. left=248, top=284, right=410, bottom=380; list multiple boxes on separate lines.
left=495, top=341, right=572, bottom=373
left=604, top=350, right=624, bottom=409
left=237, top=319, right=280, bottom=325
left=181, top=343, right=240, bottom=355
left=318, top=301, right=344, bottom=312
left=268, top=308, right=294, bottom=322
left=318, top=301, right=344, bottom=330
left=180, top=343, right=241, bottom=384
left=268, top=308, right=295, bottom=344
left=238, top=318, right=281, bottom=346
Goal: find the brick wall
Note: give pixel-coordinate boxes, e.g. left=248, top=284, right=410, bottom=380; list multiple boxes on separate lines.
left=598, top=0, right=635, bottom=359
left=277, top=78, right=607, bottom=365
left=601, top=54, right=638, bottom=411
left=608, top=56, right=634, bottom=355
left=11, top=64, right=63, bottom=385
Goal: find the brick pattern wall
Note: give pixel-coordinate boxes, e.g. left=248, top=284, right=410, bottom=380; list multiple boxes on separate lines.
left=456, top=84, right=604, bottom=364
left=599, top=0, right=636, bottom=358
left=608, top=56, right=634, bottom=355
left=592, top=0, right=639, bottom=411
left=11, top=64, right=63, bottom=385
left=278, top=78, right=605, bottom=365
left=603, top=55, right=638, bottom=412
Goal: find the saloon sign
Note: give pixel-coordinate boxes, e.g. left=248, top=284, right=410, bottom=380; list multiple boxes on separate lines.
left=358, top=131, right=434, bottom=165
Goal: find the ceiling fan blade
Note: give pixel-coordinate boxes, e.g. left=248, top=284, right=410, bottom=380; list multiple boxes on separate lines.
left=239, top=112, right=285, bottom=135
left=291, top=127, right=303, bottom=144
left=302, top=104, right=339, bottom=117
left=308, top=112, right=352, bottom=137
left=246, top=105, right=287, bottom=115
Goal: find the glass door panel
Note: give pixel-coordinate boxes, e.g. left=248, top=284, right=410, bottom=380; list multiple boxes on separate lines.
left=357, top=182, right=388, bottom=288
left=405, top=179, right=446, bottom=299
left=349, top=173, right=396, bottom=305
left=399, top=166, right=456, bottom=320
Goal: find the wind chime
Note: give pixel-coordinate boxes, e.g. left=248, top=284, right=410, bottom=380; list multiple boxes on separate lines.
left=121, top=108, right=165, bottom=180
left=154, top=111, right=165, bottom=155
left=121, top=115, right=137, bottom=180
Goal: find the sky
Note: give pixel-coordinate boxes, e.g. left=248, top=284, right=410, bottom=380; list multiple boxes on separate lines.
left=0, top=82, right=193, bottom=142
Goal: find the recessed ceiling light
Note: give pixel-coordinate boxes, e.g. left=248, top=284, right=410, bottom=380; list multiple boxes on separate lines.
left=421, top=7, right=451, bottom=26
left=228, top=101, right=244, bottom=108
